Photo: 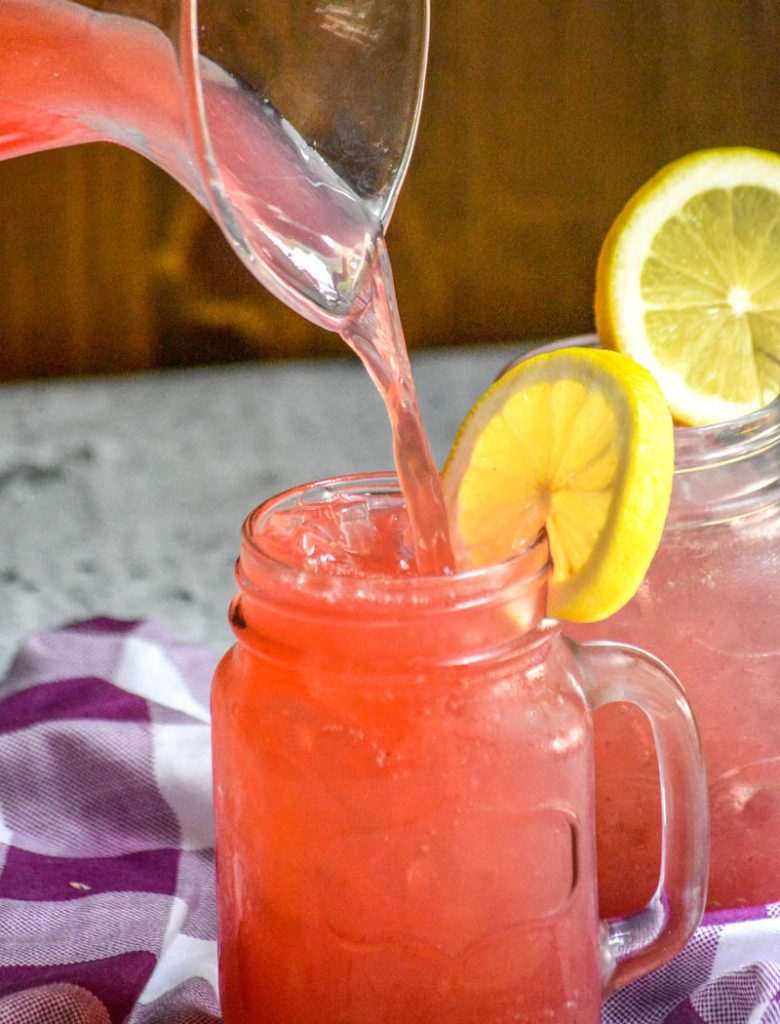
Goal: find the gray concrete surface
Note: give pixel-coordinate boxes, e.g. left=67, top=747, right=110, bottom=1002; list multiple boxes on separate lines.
left=0, top=344, right=522, bottom=674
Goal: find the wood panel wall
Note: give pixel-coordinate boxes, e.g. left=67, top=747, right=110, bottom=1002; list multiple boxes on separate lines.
left=3, top=0, right=780, bottom=380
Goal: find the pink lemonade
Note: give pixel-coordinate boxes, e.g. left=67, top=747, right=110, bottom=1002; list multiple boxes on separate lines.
left=569, top=394, right=780, bottom=915
left=211, top=477, right=604, bottom=1024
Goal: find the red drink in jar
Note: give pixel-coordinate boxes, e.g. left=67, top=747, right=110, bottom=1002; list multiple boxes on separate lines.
left=212, top=474, right=708, bottom=1023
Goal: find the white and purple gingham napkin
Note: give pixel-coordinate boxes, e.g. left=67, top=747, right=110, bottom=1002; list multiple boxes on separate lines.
left=0, top=618, right=778, bottom=1023
left=0, top=619, right=219, bottom=1023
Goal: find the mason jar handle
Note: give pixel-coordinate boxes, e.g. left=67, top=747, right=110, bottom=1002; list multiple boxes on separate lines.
left=570, top=640, right=709, bottom=992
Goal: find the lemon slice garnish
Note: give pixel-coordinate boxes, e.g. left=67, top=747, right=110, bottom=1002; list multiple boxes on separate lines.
left=441, top=348, right=674, bottom=622
left=596, top=146, right=780, bottom=426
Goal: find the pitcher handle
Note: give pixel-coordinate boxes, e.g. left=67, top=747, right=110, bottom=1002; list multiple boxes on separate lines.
left=571, top=639, right=709, bottom=992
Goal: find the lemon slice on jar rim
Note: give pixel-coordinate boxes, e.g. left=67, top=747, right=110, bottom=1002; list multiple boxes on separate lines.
left=441, top=347, right=674, bottom=623
left=596, top=146, right=780, bottom=426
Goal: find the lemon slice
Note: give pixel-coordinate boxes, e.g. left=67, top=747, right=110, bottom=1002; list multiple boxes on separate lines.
left=441, top=348, right=673, bottom=622
left=596, top=147, right=780, bottom=426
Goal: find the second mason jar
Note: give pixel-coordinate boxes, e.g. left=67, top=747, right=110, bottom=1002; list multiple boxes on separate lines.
left=561, top=344, right=780, bottom=914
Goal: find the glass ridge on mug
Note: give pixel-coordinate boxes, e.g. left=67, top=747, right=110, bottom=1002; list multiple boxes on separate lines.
left=211, top=475, right=709, bottom=1024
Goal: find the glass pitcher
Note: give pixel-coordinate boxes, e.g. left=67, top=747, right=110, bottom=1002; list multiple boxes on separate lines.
left=211, top=473, right=709, bottom=1024
left=0, top=0, right=428, bottom=328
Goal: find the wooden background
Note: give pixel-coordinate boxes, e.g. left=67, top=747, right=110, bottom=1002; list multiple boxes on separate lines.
left=3, top=0, right=780, bottom=381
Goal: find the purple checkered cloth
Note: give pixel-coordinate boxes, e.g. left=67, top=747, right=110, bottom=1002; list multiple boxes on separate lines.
left=0, top=618, right=778, bottom=1023
left=0, top=618, right=219, bottom=1023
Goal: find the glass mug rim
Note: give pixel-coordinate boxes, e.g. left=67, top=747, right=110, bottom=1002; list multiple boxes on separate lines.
left=237, top=472, right=550, bottom=609
left=233, top=473, right=554, bottom=675
left=502, top=333, right=780, bottom=471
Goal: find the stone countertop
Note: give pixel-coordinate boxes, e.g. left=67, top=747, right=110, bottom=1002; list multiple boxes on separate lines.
left=0, top=344, right=522, bottom=675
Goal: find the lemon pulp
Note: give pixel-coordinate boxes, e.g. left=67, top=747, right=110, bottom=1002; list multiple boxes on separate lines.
left=597, top=147, right=780, bottom=425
